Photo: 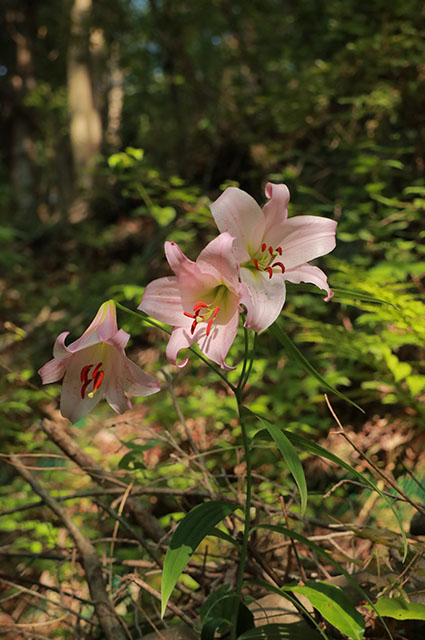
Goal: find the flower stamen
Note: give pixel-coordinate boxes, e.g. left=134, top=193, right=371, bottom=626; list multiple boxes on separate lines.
left=184, top=300, right=222, bottom=336
left=251, top=244, right=285, bottom=278
left=271, top=261, right=285, bottom=273
left=80, top=361, right=104, bottom=399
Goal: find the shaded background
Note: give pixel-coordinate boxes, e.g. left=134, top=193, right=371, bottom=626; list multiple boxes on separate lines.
left=1, top=0, right=425, bottom=636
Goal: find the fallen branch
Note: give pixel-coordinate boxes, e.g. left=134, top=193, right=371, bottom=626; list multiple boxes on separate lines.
left=41, top=418, right=164, bottom=541
left=10, top=454, right=128, bottom=640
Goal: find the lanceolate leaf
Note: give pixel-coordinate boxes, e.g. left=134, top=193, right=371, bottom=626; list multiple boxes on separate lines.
left=288, top=283, right=397, bottom=307
left=371, top=597, right=425, bottom=621
left=269, top=322, right=363, bottom=412
left=250, top=412, right=307, bottom=515
left=280, top=428, right=407, bottom=559
left=287, top=581, right=365, bottom=640
left=246, top=580, right=329, bottom=640
left=252, top=528, right=393, bottom=640
left=161, top=501, right=237, bottom=617
left=332, top=286, right=398, bottom=307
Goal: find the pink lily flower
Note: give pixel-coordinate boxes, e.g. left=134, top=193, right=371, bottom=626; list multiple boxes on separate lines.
left=38, top=300, right=160, bottom=423
left=138, top=233, right=242, bottom=370
left=210, top=182, right=337, bottom=332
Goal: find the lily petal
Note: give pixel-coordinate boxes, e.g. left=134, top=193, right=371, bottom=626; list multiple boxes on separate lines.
left=197, top=310, right=239, bottom=370
left=53, top=331, right=72, bottom=359
left=38, top=356, right=67, bottom=384
left=59, top=346, right=105, bottom=423
left=166, top=326, right=200, bottom=368
left=68, top=300, right=117, bottom=352
left=107, top=328, right=130, bottom=352
left=285, top=263, right=334, bottom=301
left=262, top=182, right=290, bottom=245
left=165, top=241, right=195, bottom=276
left=277, top=216, right=337, bottom=270
left=240, top=268, right=286, bottom=333
left=210, top=187, right=264, bottom=257
left=197, top=233, right=240, bottom=292
left=123, top=358, right=161, bottom=396
left=138, top=276, right=190, bottom=326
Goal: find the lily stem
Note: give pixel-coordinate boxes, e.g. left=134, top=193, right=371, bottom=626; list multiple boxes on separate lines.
left=231, top=337, right=254, bottom=639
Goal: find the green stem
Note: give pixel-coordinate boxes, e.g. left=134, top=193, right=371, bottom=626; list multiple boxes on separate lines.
left=231, top=336, right=254, bottom=639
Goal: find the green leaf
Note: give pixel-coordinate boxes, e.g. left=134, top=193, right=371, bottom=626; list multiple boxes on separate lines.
left=201, top=618, right=229, bottom=640
left=209, top=526, right=239, bottom=547
left=201, top=585, right=254, bottom=636
left=371, top=597, right=425, bottom=621
left=161, top=501, right=237, bottom=617
left=151, top=205, right=176, bottom=226
left=288, top=581, right=364, bottom=640
left=287, top=283, right=396, bottom=307
left=238, top=623, right=323, bottom=639
left=268, top=322, right=364, bottom=412
left=332, top=286, right=398, bottom=307
left=249, top=411, right=307, bottom=515
left=252, top=528, right=393, bottom=640
left=246, top=580, right=328, bottom=639
left=279, top=427, right=407, bottom=559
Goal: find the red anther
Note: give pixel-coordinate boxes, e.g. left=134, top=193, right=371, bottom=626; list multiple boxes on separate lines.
left=80, top=364, right=92, bottom=383
left=206, top=317, right=214, bottom=336
left=93, top=370, right=104, bottom=390
left=81, top=381, right=90, bottom=399
left=184, top=312, right=196, bottom=318
left=92, top=362, right=103, bottom=377
left=193, top=301, right=209, bottom=313
left=268, top=245, right=274, bottom=256
left=190, top=319, right=198, bottom=335
left=212, top=306, right=220, bottom=318
left=254, top=259, right=260, bottom=270
left=261, top=243, right=267, bottom=252
left=265, top=266, right=273, bottom=278
left=276, top=246, right=282, bottom=255
left=271, top=261, right=285, bottom=273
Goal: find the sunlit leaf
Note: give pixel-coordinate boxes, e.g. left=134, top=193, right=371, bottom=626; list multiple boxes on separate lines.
left=269, top=322, right=363, bottom=412
left=161, top=501, right=237, bottom=616
left=252, top=529, right=393, bottom=639
left=247, top=409, right=307, bottom=515
left=288, top=581, right=364, bottom=640
left=371, top=597, right=425, bottom=621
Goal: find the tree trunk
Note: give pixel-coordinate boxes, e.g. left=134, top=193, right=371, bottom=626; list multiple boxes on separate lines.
left=5, top=2, right=38, bottom=226
left=67, top=0, right=102, bottom=197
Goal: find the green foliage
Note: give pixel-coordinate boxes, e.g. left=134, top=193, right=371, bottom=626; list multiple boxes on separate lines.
left=161, top=501, right=238, bottom=616
left=371, top=598, right=425, bottom=621
left=287, top=582, right=365, bottom=640
left=3, top=0, right=425, bottom=636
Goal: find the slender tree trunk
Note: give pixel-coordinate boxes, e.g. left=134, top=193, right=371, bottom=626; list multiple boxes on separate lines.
left=67, top=0, right=102, bottom=199
left=5, top=2, right=38, bottom=226
left=106, top=42, right=124, bottom=150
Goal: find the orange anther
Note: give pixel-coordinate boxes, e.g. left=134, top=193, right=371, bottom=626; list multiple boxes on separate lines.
left=193, top=301, right=209, bottom=312
left=93, top=370, right=104, bottom=390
